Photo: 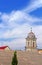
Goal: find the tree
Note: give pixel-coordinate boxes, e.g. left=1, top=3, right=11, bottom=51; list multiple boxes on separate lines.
left=12, top=51, right=18, bottom=65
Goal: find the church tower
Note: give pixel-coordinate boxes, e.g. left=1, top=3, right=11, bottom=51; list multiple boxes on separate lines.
left=25, top=28, right=37, bottom=51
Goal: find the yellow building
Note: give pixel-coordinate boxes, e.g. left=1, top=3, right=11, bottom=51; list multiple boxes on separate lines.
left=38, top=49, right=42, bottom=54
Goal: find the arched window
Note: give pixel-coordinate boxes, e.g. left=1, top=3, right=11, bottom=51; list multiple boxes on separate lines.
left=28, top=42, right=29, bottom=47
left=33, top=42, right=34, bottom=47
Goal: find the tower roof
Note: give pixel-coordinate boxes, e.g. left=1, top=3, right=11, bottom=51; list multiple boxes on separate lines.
left=28, top=31, right=35, bottom=38
left=26, top=28, right=36, bottom=39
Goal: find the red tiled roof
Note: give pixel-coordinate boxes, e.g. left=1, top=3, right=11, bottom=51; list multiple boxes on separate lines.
left=0, top=46, right=8, bottom=50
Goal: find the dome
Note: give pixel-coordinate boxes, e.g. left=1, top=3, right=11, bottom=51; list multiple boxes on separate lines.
left=26, top=31, right=36, bottom=39
left=26, top=28, right=36, bottom=40
left=28, top=31, right=35, bottom=39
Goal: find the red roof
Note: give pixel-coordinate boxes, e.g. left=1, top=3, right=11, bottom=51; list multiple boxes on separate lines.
left=0, top=46, right=8, bottom=50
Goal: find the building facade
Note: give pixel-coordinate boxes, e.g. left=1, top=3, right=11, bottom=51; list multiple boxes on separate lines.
left=25, top=29, right=37, bottom=51
left=0, top=46, right=10, bottom=51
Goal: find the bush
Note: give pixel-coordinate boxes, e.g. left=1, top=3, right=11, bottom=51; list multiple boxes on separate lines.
left=12, top=51, right=18, bottom=65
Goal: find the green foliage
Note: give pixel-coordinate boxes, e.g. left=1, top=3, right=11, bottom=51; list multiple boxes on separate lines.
left=12, top=51, right=18, bottom=65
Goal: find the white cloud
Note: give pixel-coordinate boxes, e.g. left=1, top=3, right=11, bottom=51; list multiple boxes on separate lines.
left=0, top=0, right=42, bottom=49
left=24, top=0, right=42, bottom=13
left=0, top=11, right=42, bottom=49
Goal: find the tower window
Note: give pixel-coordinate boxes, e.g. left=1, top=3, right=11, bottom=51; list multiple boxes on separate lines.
left=28, top=42, right=29, bottom=47
left=33, top=42, right=34, bottom=47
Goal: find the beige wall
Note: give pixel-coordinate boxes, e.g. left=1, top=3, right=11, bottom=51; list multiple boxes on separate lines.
left=26, top=39, right=36, bottom=50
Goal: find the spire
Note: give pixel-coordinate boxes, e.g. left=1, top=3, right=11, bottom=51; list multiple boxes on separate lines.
left=31, top=27, right=32, bottom=32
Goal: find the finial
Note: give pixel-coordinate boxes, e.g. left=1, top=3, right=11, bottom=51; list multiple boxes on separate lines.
left=31, top=27, right=32, bottom=32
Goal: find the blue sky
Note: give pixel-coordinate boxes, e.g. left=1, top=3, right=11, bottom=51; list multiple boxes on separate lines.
left=0, top=0, right=42, bottom=50
left=0, top=0, right=29, bottom=12
left=29, top=7, right=42, bottom=18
